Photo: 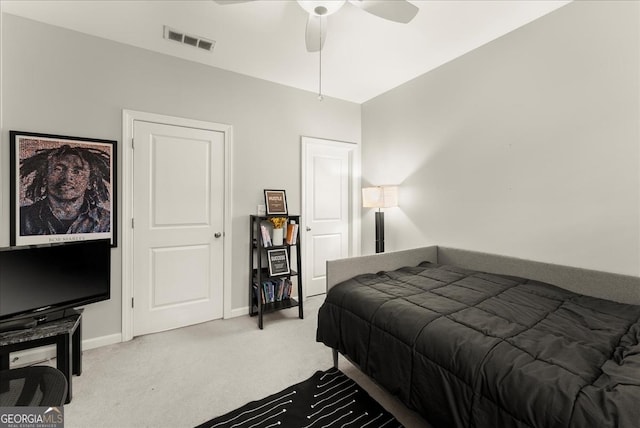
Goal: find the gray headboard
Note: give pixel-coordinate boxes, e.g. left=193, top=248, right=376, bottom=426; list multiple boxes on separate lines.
left=326, top=246, right=640, bottom=305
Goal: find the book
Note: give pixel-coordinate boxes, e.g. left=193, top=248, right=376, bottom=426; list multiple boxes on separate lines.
left=286, top=221, right=296, bottom=245
left=291, top=224, right=299, bottom=245
left=283, top=278, right=292, bottom=299
left=276, top=278, right=285, bottom=301
left=267, top=281, right=275, bottom=303
left=260, top=224, right=272, bottom=247
left=253, top=283, right=265, bottom=304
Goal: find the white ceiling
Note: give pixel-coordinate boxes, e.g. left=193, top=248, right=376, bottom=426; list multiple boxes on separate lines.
left=1, top=0, right=571, bottom=103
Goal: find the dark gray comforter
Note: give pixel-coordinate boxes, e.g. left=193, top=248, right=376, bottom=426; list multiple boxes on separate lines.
left=316, top=262, right=640, bottom=428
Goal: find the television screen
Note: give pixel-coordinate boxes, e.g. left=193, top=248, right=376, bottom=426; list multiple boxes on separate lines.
left=0, top=240, right=111, bottom=323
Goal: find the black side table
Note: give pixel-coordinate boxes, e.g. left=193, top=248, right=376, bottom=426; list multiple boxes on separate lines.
left=0, top=310, right=82, bottom=404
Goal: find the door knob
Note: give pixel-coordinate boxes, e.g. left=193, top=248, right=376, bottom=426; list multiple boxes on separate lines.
left=214, top=232, right=222, bottom=238
left=306, top=227, right=311, bottom=231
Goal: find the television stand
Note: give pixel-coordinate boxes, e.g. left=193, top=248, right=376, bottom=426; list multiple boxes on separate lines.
left=0, top=318, right=38, bottom=334
left=0, top=309, right=83, bottom=404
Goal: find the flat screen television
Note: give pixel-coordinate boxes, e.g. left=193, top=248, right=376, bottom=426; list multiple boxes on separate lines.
left=0, top=239, right=111, bottom=331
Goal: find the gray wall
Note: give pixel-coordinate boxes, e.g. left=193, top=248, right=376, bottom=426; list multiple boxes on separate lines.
left=2, top=1, right=638, bottom=343
left=361, top=1, right=639, bottom=276
left=0, top=14, right=361, bottom=340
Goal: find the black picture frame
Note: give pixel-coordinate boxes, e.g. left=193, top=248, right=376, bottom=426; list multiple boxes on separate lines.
left=266, top=248, right=290, bottom=276
left=10, top=131, right=118, bottom=247
left=264, top=189, right=288, bottom=216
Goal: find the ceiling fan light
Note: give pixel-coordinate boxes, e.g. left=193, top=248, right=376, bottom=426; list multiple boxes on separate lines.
left=297, top=0, right=347, bottom=17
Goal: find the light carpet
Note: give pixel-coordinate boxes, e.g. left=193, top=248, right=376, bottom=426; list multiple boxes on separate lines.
left=52, top=296, right=428, bottom=427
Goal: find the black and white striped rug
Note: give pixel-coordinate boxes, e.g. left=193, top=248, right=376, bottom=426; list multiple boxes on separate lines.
left=195, top=368, right=402, bottom=428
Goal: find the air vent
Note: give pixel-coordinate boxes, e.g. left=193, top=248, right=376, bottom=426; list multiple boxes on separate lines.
left=163, top=26, right=215, bottom=52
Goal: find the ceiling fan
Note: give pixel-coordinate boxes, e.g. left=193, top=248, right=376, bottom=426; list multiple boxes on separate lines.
left=214, top=0, right=419, bottom=52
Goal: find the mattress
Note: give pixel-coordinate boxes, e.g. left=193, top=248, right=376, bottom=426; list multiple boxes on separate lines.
left=316, top=262, right=640, bottom=428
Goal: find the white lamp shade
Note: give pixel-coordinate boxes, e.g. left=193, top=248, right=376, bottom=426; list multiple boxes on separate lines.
left=362, top=186, right=398, bottom=208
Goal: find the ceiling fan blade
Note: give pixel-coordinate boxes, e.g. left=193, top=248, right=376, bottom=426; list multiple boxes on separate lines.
left=348, top=0, right=418, bottom=24
left=305, top=14, right=327, bottom=52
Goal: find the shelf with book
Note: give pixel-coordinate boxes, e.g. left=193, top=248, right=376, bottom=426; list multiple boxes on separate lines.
left=251, top=277, right=296, bottom=313
left=249, top=215, right=303, bottom=329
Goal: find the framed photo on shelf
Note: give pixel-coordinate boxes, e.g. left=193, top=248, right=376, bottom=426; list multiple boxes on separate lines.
left=10, top=130, right=117, bottom=247
left=266, top=248, right=290, bottom=276
left=264, top=189, right=288, bottom=216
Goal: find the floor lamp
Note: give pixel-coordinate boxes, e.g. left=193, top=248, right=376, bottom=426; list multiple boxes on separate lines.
left=362, top=186, right=398, bottom=253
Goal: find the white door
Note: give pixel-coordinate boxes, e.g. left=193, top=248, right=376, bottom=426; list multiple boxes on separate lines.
left=303, top=138, right=353, bottom=297
left=132, top=120, right=224, bottom=336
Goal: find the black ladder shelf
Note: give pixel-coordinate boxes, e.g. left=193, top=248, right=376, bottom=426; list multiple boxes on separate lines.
left=249, top=215, right=303, bottom=329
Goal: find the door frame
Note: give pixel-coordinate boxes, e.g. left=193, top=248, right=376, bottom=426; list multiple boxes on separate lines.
left=300, top=136, right=361, bottom=300
left=121, top=110, right=233, bottom=341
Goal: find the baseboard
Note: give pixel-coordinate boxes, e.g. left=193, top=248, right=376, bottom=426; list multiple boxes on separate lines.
left=83, top=333, right=122, bottom=350
left=228, top=301, right=307, bottom=318
left=9, top=333, right=123, bottom=368
left=228, top=306, right=249, bottom=318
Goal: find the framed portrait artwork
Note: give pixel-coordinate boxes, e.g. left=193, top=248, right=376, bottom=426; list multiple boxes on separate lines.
left=10, top=131, right=117, bottom=247
left=264, top=189, right=288, bottom=216
left=266, top=248, right=291, bottom=276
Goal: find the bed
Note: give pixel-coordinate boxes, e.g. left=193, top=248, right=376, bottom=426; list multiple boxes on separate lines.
left=316, top=246, right=640, bottom=428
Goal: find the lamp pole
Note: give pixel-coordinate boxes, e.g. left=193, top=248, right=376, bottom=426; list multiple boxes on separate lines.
left=375, top=209, right=384, bottom=253
left=362, top=185, right=397, bottom=254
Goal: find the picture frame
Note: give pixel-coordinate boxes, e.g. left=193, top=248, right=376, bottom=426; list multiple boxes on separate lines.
left=264, top=189, right=288, bottom=216
left=266, top=248, right=290, bottom=276
left=10, top=131, right=117, bottom=247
